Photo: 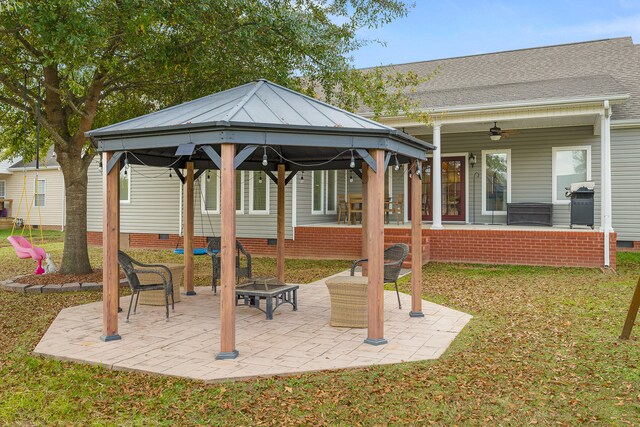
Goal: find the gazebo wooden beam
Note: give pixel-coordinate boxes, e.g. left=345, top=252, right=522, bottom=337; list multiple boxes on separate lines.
left=365, top=149, right=387, bottom=346
left=410, top=160, right=425, bottom=317
left=101, top=151, right=121, bottom=342
left=361, top=162, right=369, bottom=277
left=217, top=143, right=239, bottom=360
left=183, top=162, right=195, bottom=295
left=277, top=164, right=286, bottom=282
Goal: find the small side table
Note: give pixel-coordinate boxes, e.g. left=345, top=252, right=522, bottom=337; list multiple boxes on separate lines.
left=236, top=277, right=298, bottom=320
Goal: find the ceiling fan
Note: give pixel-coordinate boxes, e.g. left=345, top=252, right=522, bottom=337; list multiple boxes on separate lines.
left=488, top=122, right=516, bottom=141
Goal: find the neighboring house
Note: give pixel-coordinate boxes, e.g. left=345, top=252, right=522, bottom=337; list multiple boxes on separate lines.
left=86, top=37, right=640, bottom=268
left=0, top=149, right=66, bottom=230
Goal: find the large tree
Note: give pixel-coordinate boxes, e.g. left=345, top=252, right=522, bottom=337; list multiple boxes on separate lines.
left=0, top=0, right=418, bottom=274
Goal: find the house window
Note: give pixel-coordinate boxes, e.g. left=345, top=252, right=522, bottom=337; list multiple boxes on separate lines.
left=312, top=171, right=324, bottom=214
left=312, top=170, right=338, bottom=214
left=249, top=171, right=269, bottom=214
left=0, top=180, right=5, bottom=198
left=34, top=179, right=46, bottom=207
left=236, top=171, right=244, bottom=214
left=482, top=149, right=510, bottom=215
left=552, top=146, right=591, bottom=204
left=202, top=171, right=220, bottom=213
left=120, top=166, right=131, bottom=203
left=326, top=170, right=337, bottom=213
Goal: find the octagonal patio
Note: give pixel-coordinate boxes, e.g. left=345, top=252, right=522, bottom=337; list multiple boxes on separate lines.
left=34, top=271, right=472, bottom=382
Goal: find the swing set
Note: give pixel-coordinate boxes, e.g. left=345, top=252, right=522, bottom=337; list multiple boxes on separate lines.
left=6, top=70, right=48, bottom=275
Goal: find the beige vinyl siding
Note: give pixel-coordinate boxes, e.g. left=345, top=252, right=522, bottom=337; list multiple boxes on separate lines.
left=87, top=161, right=295, bottom=239
left=415, top=126, right=602, bottom=227
left=4, top=168, right=64, bottom=229
left=611, top=127, right=640, bottom=241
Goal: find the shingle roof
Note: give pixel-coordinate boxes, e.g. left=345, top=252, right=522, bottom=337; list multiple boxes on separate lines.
left=91, top=79, right=393, bottom=135
left=365, top=37, right=639, bottom=119
left=9, top=147, right=59, bottom=169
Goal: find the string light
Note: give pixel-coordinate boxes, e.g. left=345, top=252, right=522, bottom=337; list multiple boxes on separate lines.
left=394, top=153, right=400, bottom=171
left=349, top=172, right=353, bottom=183
left=123, top=156, right=129, bottom=176
left=262, top=146, right=268, bottom=166
left=98, top=159, right=103, bottom=173
left=258, top=172, right=263, bottom=184
left=349, top=150, right=355, bottom=169
left=300, top=171, right=304, bottom=182
left=206, top=171, right=211, bottom=182
left=169, top=169, right=172, bottom=179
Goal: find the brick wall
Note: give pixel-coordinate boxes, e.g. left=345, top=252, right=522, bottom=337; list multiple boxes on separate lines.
left=87, top=227, right=616, bottom=269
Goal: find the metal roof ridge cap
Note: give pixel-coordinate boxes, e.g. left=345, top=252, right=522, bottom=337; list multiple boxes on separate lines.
left=223, top=80, right=265, bottom=122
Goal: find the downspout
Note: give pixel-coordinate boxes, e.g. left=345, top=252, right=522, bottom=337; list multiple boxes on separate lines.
left=601, top=100, right=612, bottom=268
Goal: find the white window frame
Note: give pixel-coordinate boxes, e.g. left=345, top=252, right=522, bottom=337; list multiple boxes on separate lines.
left=200, top=171, right=221, bottom=214
left=311, top=170, right=325, bottom=215
left=34, top=178, right=46, bottom=208
left=551, top=145, right=591, bottom=205
left=119, top=165, right=131, bottom=204
left=0, top=180, right=5, bottom=198
left=249, top=170, right=270, bottom=214
left=236, top=171, right=245, bottom=214
left=325, top=170, right=338, bottom=214
left=481, top=149, right=511, bottom=216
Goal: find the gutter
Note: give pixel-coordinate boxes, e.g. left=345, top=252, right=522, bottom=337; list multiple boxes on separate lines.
left=611, top=118, right=640, bottom=129
left=365, top=93, right=631, bottom=120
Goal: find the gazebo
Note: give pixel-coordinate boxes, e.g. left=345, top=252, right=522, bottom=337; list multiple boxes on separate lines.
left=87, top=80, right=434, bottom=360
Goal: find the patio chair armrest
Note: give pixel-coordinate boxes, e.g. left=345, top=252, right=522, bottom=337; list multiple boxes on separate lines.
left=350, top=258, right=368, bottom=276
left=132, top=266, right=173, bottom=288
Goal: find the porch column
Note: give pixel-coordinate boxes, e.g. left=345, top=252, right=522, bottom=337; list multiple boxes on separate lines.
left=101, top=152, right=121, bottom=342
left=431, top=124, right=443, bottom=229
left=410, top=159, right=424, bottom=317
left=361, top=162, right=369, bottom=277
left=276, top=163, right=286, bottom=282
left=184, top=161, right=195, bottom=294
left=217, top=143, right=238, bottom=359
left=365, top=149, right=387, bottom=345
left=600, top=102, right=613, bottom=267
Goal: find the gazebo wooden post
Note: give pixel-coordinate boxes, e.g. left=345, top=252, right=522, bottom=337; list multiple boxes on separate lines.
left=217, top=143, right=238, bottom=359
left=184, top=161, right=196, bottom=295
left=361, top=162, right=369, bottom=277
left=276, top=163, right=286, bottom=282
left=101, top=151, right=121, bottom=342
left=365, top=149, right=387, bottom=345
left=410, top=160, right=425, bottom=317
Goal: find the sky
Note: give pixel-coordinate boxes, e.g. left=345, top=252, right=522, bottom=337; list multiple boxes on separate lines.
left=351, top=0, right=640, bottom=68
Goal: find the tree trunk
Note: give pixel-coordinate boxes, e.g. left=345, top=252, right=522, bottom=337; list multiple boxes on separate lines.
left=58, top=152, right=93, bottom=274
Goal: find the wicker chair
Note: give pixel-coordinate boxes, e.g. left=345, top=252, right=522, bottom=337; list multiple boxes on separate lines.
left=350, top=243, right=409, bottom=309
left=117, top=251, right=174, bottom=322
left=207, top=237, right=252, bottom=294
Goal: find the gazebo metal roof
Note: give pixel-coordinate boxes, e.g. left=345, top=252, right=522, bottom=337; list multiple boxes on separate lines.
left=88, top=80, right=433, bottom=172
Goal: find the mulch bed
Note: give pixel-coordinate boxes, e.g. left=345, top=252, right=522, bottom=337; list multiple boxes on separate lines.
left=18, top=269, right=124, bottom=286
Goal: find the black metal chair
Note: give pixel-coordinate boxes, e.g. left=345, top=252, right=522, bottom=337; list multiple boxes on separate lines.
left=117, top=251, right=174, bottom=322
left=350, top=243, right=409, bottom=309
left=207, top=237, right=252, bottom=294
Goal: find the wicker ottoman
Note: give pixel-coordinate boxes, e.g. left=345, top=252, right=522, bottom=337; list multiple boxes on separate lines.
left=325, top=276, right=368, bottom=328
left=137, top=263, right=184, bottom=306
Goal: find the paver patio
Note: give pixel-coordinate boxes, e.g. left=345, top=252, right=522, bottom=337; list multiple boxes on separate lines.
left=34, top=271, right=472, bottom=382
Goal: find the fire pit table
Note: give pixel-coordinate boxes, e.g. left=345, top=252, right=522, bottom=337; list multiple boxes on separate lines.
left=236, top=277, right=298, bottom=320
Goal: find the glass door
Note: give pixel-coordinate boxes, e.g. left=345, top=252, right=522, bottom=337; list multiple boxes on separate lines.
left=410, top=156, right=466, bottom=222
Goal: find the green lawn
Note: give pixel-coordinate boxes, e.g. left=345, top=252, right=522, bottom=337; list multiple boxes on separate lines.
left=0, top=244, right=639, bottom=425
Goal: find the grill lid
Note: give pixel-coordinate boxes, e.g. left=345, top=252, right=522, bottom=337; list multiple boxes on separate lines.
left=567, top=181, right=595, bottom=193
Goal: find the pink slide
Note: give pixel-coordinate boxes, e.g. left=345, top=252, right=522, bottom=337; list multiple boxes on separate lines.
left=7, top=236, right=47, bottom=275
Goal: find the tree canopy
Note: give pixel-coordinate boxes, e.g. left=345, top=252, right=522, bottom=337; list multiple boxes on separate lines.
left=0, top=0, right=424, bottom=273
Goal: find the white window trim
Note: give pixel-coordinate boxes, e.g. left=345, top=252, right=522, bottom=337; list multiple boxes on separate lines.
left=0, top=180, right=6, bottom=199
left=34, top=178, right=46, bottom=208
left=481, top=149, right=511, bottom=216
left=249, top=170, right=270, bottom=214
left=236, top=171, right=245, bottom=214
left=551, top=145, right=592, bottom=205
left=120, top=165, right=131, bottom=204
left=325, top=170, right=338, bottom=214
left=311, top=170, right=325, bottom=215
left=200, top=171, right=221, bottom=214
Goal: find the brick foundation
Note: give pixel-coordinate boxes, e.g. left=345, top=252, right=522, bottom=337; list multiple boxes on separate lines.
left=87, top=227, right=617, bottom=269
